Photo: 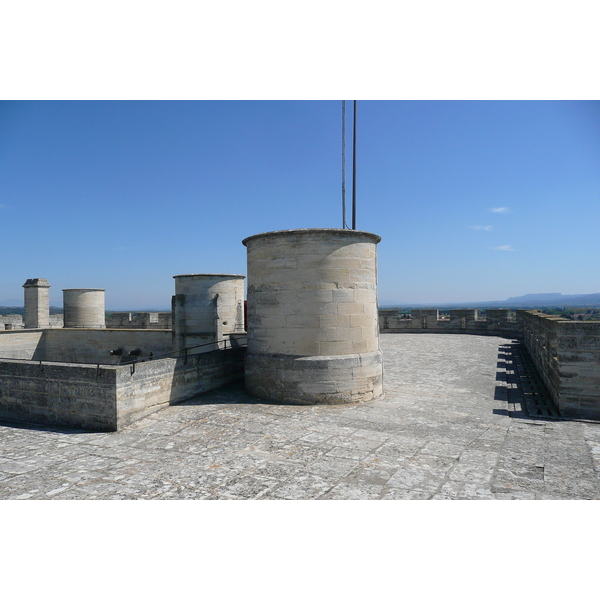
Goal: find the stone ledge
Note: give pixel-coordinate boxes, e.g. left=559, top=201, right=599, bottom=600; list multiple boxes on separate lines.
left=245, top=350, right=383, bottom=405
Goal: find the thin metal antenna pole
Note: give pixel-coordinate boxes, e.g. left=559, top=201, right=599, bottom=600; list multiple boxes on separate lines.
left=342, top=100, right=346, bottom=229
left=352, top=100, right=357, bottom=230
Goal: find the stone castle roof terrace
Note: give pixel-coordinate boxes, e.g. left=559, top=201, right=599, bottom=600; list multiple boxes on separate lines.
left=1, top=333, right=599, bottom=500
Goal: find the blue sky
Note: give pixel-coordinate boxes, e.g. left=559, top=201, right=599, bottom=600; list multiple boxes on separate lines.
left=1, top=100, right=599, bottom=308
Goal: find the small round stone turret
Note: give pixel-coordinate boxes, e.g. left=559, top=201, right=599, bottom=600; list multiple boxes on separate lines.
left=172, top=274, right=246, bottom=353
left=62, top=289, right=106, bottom=328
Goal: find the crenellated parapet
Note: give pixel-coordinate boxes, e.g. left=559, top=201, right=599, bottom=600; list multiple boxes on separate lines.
left=378, top=306, right=600, bottom=419
left=106, top=312, right=173, bottom=329
left=379, top=307, right=518, bottom=336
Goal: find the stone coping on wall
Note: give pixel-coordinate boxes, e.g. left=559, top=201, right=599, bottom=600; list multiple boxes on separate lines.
left=242, top=228, right=382, bottom=246
left=23, top=278, right=51, bottom=287
left=173, top=274, right=245, bottom=279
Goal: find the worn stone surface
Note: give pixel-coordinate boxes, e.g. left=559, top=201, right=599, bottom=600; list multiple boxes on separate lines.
left=1, top=334, right=599, bottom=500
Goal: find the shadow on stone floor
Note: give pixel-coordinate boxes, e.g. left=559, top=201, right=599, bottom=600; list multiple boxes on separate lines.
left=495, top=341, right=562, bottom=422
left=0, top=418, right=93, bottom=435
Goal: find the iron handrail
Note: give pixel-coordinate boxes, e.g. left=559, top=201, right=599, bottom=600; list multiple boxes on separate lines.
left=120, top=335, right=247, bottom=366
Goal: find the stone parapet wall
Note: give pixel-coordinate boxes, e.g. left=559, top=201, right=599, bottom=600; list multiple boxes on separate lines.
left=43, top=329, right=174, bottom=364
left=379, top=308, right=600, bottom=419
left=0, top=347, right=245, bottom=431
left=115, top=347, right=245, bottom=429
left=0, top=359, right=118, bottom=430
left=517, top=310, right=600, bottom=419
left=410, top=309, right=440, bottom=329
left=105, top=312, right=172, bottom=329
left=1, top=314, right=63, bottom=331
left=379, top=308, right=519, bottom=337
left=49, top=314, right=64, bottom=328
left=1, top=314, right=24, bottom=330
left=0, top=328, right=173, bottom=364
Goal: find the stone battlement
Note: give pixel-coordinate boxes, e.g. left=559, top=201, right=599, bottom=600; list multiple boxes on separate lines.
left=106, top=312, right=173, bottom=329
left=379, top=308, right=517, bottom=336
left=379, top=308, right=600, bottom=420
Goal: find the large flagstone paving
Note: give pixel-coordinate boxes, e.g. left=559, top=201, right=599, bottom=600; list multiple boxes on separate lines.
left=1, top=334, right=599, bottom=500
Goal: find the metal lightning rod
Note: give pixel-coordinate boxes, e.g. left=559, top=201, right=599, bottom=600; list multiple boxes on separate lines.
left=352, top=100, right=357, bottom=230
left=342, top=101, right=347, bottom=229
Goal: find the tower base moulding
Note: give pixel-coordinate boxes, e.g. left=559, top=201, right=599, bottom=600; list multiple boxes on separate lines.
left=244, top=350, right=383, bottom=405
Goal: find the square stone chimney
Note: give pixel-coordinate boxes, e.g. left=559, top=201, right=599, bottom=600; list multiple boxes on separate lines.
left=22, top=278, right=51, bottom=329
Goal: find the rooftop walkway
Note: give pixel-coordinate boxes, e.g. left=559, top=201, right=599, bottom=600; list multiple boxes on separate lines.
left=1, top=334, right=599, bottom=499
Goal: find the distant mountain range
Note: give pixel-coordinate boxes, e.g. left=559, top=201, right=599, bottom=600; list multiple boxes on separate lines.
left=381, top=292, right=600, bottom=309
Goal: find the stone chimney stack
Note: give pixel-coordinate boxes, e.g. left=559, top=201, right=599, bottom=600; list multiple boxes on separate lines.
left=22, top=278, right=51, bottom=329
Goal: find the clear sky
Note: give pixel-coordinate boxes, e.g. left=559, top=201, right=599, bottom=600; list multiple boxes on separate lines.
left=1, top=100, right=599, bottom=308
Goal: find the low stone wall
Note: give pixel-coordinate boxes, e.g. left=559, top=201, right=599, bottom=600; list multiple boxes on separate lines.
left=0, top=328, right=173, bottom=364
left=115, top=347, right=245, bottom=428
left=43, top=329, right=173, bottom=364
left=0, top=347, right=246, bottom=431
left=0, top=360, right=118, bottom=430
left=379, top=308, right=519, bottom=337
left=106, top=312, right=172, bottom=329
left=0, top=314, right=63, bottom=330
left=1, top=314, right=24, bottom=330
left=518, top=310, right=600, bottom=419
left=49, top=314, right=64, bottom=328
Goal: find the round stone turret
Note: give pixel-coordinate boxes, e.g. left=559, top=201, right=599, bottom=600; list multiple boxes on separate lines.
left=62, top=289, right=106, bottom=328
left=242, top=228, right=383, bottom=405
left=172, top=274, right=246, bottom=353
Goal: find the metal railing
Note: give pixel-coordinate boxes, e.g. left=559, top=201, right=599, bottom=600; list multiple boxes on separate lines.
left=121, top=335, right=247, bottom=370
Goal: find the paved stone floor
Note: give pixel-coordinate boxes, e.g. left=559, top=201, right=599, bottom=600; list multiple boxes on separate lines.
left=1, top=334, right=600, bottom=500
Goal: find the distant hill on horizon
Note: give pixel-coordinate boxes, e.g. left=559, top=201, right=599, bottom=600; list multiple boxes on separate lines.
left=381, top=292, right=600, bottom=309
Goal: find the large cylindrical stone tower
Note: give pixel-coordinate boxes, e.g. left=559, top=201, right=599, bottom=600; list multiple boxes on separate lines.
left=242, top=228, right=383, bottom=405
left=172, top=274, right=246, bottom=353
left=62, top=289, right=106, bottom=328
left=23, top=278, right=51, bottom=329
